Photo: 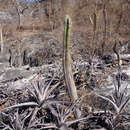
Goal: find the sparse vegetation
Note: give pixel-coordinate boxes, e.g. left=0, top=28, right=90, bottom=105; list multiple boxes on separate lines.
left=0, top=0, right=130, bottom=130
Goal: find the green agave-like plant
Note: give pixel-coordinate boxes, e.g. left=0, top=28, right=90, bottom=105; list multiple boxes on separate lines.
left=96, top=79, right=130, bottom=114
left=0, top=77, right=63, bottom=129
left=48, top=100, right=89, bottom=130
left=0, top=77, right=61, bottom=112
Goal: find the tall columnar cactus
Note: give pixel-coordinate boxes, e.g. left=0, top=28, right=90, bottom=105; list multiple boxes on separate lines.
left=0, top=25, right=4, bottom=54
left=63, top=15, right=81, bottom=118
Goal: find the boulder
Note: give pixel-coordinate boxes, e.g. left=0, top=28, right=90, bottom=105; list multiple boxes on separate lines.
left=0, top=68, right=33, bottom=83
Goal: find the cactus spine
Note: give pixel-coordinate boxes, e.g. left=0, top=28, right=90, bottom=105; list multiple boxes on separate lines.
left=63, top=15, right=81, bottom=118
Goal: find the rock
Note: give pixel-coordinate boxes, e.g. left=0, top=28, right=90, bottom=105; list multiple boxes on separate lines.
left=7, top=73, right=38, bottom=90
left=0, top=68, right=33, bottom=83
